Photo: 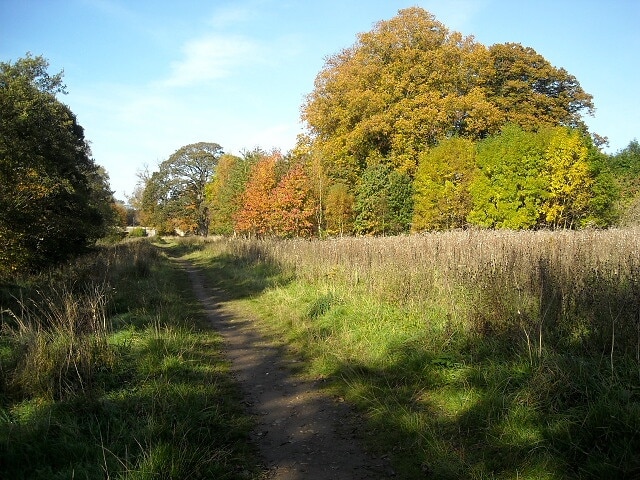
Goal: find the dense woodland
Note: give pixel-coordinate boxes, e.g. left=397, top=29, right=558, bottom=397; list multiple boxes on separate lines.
left=1, top=7, right=640, bottom=277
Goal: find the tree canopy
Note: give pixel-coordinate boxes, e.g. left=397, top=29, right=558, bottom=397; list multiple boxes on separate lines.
left=412, top=137, right=477, bottom=231
left=301, top=7, right=595, bottom=184
left=0, top=54, right=116, bottom=278
left=466, top=125, right=616, bottom=229
left=234, top=151, right=317, bottom=238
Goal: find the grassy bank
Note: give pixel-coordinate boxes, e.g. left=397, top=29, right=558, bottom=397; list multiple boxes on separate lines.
left=186, top=230, right=640, bottom=479
left=0, top=239, right=262, bottom=479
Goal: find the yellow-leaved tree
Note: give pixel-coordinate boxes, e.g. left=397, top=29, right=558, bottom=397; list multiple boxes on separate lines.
left=412, top=137, right=477, bottom=231
left=542, top=128, right=596, bottom=228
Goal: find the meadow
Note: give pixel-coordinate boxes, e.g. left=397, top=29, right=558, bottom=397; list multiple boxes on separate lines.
left=185, top=228, right=640, bottom=479
left=2, top=229, right=638, bottom=479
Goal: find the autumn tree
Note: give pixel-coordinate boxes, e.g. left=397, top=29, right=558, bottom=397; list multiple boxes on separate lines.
left=0, top=54, right=117, bottom=278
left=142, top=142, right=222, bottom=235
left=302, top=7, right=499, bottom=181
left=270, top=163, right=316, bottom=238
left=412, top=137, right=477, bottom=231
left=301, top=7, right=595, bottom=184
left=484, top=43, right=594, bottom=132
left=325, top=182, right=355, bottom=236
left=234, top=153, right=279, bottom=237
left=541, top=128, right=595, bottom=228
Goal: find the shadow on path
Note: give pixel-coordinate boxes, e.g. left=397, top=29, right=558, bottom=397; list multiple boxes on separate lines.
left=179, top=259, right=392, bottom=480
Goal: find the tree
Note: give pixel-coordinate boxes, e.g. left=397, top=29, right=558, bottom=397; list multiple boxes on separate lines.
left=302, top=7, right=500, bottom=181
left=467, top=125, right=617, bottom=230
left=301, top=7, right=594, bottom=184
left=485, top=43, right=594, bottom=132
left=609, top=140, right=640, bottom=225
left=580, top=146, right=618, bottom=227
left=541, top=128, right=595, bottom=228
left=270, top=164, right=316, bottom=238
left=0, top=54, right=116, bottom=278
left=412, top=137, right=477, bottom=231
left=234, top=153, right=279, bottom=236
left=353, top=163, right=413, bottom=235
left=142, top=142, right=222, bottom=235
left=325, top=182, right=355, bottom=236
left=206, top=153, right=253, bottom=235
left=467, top=125, right=548, bottom=229
left=140, top=169, right=174, bottom=234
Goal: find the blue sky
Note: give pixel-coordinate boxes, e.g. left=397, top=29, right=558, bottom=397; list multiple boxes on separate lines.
left=1, top=0, right=638, bottom=199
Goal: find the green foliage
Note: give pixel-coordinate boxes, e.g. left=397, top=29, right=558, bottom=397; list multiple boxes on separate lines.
left=128, top=227, right=147, bottom=238
left=467, top=125, right=617, bottom=229
left=413, top=137, right=477, bottom=231
left=353, top=163, right=413, bottom=235
left=0, top=54, right=117, bottom=279
left=468, top=125, right=548, bottom=228
left=206, top=153, right=253, bottom=235
left=609, top=140, right=640, bottom=225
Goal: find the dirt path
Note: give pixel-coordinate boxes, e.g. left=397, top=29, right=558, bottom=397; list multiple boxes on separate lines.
left=182, top=261, right=392, bottom=479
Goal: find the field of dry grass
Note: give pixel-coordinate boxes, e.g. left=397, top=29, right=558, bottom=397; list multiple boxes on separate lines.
left=191, top=228, right=640, bottom=478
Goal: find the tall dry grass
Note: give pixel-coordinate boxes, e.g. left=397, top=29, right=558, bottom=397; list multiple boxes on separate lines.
left=190, top=230, right=640, bottom=478
left=0, top=240, right=159, bottom=401
left=209, top=228, right=640, bottom=363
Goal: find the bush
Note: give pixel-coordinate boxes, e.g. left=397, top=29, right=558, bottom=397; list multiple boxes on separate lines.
left=128, top=227, right=148, bottom=238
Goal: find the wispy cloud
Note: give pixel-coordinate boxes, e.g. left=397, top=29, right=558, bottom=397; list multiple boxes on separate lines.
left=162, top=34, right=260, bottom=87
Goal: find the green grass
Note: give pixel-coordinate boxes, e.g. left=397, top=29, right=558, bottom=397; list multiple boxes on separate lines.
left=187, top=234, right=640, bottom=480
left=0, top=239, right=263, bottom=479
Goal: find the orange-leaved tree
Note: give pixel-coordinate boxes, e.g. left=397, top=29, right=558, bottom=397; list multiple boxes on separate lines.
left=234, top=153, right=279, bottom=236
left=270, top=163, right=317, bottom=238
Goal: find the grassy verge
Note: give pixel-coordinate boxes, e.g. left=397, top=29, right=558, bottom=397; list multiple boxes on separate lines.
left=0, top=239, right=262, bottom=479
left=186, top=232, right=640, bottom=480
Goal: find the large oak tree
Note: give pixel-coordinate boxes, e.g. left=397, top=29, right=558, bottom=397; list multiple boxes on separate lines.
left=301, top=7, right=594, bottom=184
left=142, top=142, right=222, bottom=235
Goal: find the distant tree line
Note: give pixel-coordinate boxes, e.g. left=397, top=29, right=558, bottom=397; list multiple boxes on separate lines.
left=137, top=7, right=635, bottom=237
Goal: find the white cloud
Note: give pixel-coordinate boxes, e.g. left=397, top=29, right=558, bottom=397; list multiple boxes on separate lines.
left=162, top=34, right=260, bottom=87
